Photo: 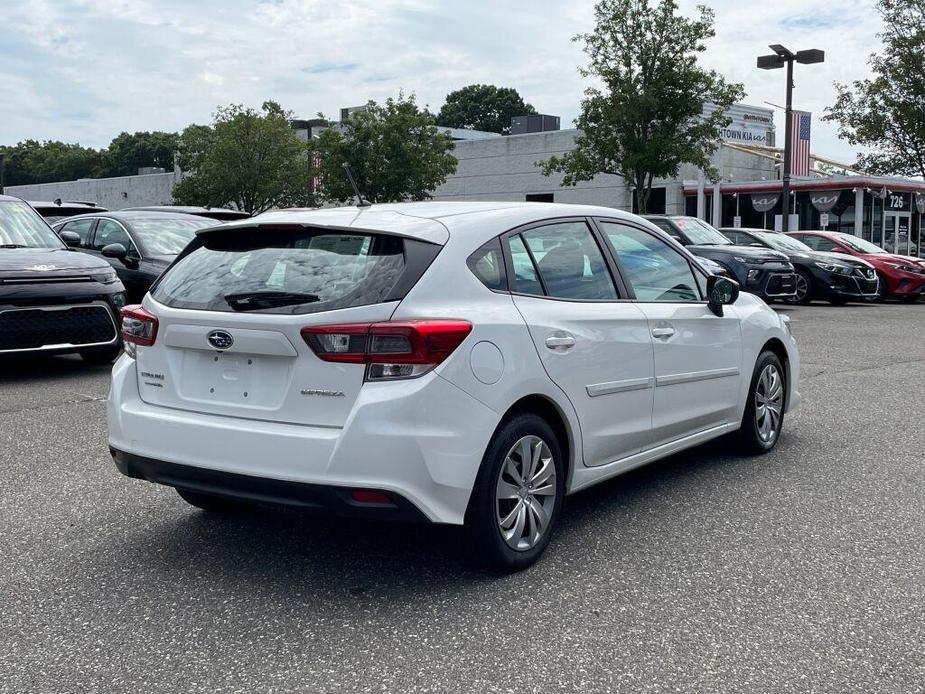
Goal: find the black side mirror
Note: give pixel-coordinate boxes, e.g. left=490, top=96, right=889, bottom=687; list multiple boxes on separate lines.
left=101, top=242, right=127, bottom=259
left=707, top=275, right=740, bottom=317
left=59, top=230, right=81, bottom=247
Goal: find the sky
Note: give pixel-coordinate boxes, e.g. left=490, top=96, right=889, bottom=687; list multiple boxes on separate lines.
left=0, top=0, right=881, bottom=164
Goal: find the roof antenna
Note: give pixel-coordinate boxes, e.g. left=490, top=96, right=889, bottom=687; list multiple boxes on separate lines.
left=342, top=162, right=371, bottom=207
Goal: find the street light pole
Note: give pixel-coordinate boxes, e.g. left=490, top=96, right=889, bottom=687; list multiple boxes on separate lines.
left=757, top=45, right=824, bottom=233
left=782, top=57, right=793, bottom=232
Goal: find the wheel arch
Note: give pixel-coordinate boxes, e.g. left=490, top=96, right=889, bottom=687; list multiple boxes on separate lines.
left=498, top=394, right=577, bottom=489
left=759, top=337, right=790, bottom=408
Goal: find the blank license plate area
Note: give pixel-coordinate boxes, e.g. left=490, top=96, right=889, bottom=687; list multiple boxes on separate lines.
left=177, top=350, right=290, bottom=408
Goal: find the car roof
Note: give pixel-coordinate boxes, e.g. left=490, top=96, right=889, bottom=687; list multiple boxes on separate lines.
left=55, top=210, right=215, bottom=225
left=199, top=201, right=652, bottom=246
left=123, top=205, right=250, bottom=219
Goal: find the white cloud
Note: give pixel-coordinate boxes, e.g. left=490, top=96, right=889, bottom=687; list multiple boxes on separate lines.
left=0, top=0, right=881, bottom=165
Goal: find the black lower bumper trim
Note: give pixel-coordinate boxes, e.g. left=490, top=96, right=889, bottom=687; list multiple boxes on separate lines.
left=111, top=448, right=431, bottom=523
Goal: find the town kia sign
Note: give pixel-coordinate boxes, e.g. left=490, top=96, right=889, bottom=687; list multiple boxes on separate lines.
left=810, top=191, right=843, bottom=212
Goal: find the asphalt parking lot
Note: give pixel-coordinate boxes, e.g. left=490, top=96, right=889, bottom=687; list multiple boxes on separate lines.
left=2, top=302, right=924, bottom=694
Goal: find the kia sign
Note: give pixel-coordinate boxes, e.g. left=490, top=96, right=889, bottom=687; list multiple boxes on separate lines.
left=810, top=191, right=842, bottom=212
left=751, top=194, right=779, bottom=213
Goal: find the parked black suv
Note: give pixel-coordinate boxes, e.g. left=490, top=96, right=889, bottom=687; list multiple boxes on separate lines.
left=643, top=215, right=797, bottom=300
left=720, top=227, right=879, bottom=305
left=28, top=199, right=107, bottom=223
left=0, top=195, right=125, bottom=363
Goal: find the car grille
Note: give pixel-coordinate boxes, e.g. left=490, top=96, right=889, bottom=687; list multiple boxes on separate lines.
left=0, top=305, right=117, bottom=351
left=765, top=272, right=797, bottom=296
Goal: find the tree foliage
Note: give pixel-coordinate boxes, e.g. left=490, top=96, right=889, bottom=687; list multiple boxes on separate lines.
left=539, top=0, right=744, bottom=213
left=313, top=94, right=457, bottom=204
left=173, top=101, right=315, bottom=213
left=823, top=0, right=925, bottom=178
left=103, top=131, right=180, bottom=177
left=436, top=84, right=536, bottom=134
left=0, top=140, right=104, bottom=186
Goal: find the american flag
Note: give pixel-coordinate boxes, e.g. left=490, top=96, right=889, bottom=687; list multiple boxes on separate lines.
left=789, top=111, right=812, bottom=177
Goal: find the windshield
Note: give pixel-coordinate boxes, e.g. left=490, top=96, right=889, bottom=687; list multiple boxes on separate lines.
left=130, top=216, right=215, bottom=255
left=674, top=218, right=733, bottom=245
left=836, top=233, right=887, bottom=254
left=0, top=201, right=66, bottom=249
left=754, top=231, right=812, bottom=253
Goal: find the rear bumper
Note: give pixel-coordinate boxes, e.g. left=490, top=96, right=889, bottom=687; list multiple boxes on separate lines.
left=107, top=355, right=500, bottom=525
left=111, top=449, right=430, bottom=522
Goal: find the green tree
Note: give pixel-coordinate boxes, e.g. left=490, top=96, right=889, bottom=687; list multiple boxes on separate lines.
left=0, top=139, right=104, bottom=185
left=313, top=94, right=457, bottom=204
left=823, top=0, right=925, bottom=178
left=103, top=131, right=180, bottom=177
left=172, top=101, right=315, bottom=213
left=539, top=0, right=744, bottom=213
left=436, top=84, right=536, bottom=134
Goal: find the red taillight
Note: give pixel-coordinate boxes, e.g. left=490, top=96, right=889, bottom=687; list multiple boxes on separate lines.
left=301, top=320, right=472, bottom=380
left=350, top=489, right=392, bottom=505
left=120, top=305, right=158, bottom=347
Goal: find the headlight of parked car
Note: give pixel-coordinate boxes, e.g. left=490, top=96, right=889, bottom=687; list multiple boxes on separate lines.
left=888, top=263, right=925, bottom=275
left=92, top=268, right=120, bottom=284
left=814, top=261, right=854, bottom=275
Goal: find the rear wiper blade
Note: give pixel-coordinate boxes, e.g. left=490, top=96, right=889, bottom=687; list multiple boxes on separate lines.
left=224, top=290, right=321, bottom=310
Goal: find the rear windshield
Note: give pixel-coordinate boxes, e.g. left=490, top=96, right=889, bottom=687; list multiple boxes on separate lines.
left=152, top=227, right=434, bottom=314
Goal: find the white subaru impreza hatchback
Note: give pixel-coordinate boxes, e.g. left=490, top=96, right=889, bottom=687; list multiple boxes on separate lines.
left=108, top=202, right=799, bottom=571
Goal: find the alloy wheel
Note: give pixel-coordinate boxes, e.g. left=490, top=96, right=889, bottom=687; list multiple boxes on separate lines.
left=792, top=273, right=809, bottom=303
left=755, top=364, right=784, bottom=443
left=495, top=435, right=557, bottom=551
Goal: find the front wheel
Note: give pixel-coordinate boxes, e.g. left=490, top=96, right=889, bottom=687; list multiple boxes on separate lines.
left=465, top=414, right=565, bottom=573
left=80, top=345, right=122, bottom=364
left=785, top=269, right=813, bottom=305
left=737, top=351, right=786, bottom=455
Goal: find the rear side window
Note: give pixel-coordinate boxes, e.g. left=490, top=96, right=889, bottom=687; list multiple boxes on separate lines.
left=466, top=237, right=507, bottom=291
left=152, top=228, right=438, bottom=314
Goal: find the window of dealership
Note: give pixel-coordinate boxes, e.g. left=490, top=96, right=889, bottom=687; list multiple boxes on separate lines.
left=684, top=177, right=925, bottom=257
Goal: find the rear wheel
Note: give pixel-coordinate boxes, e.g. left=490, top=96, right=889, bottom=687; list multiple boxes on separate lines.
left=785, top=269, right=813, bottom=305
left=737, top=351, right=786, bottom=455
left=176, top=489, right=250, bottom=513
left=465, top=414, right=565, bottom=573
left=80, top=345, right=122, bottom=364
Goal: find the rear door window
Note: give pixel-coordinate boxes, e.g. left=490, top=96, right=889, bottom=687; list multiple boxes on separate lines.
left=516, top=221, right=618, bottom=300
left=152, top=228, right=436, bottom=314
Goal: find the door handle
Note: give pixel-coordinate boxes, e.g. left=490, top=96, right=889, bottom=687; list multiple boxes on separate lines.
left=545, top=334, right=576, bottom=350
left=652, top=327, right=676, bottom=339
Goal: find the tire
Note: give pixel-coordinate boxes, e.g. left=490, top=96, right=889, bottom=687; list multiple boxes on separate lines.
left=874, top=273, right=890, bottom=302
left=176, top=488, right=250, bottom=513
left=899, top=294, right=921, bottom=304
left=79, top=345, right=122, bottom=364
left=737, top=351, right=786, bottom=455
left=785, top=269, right=813, bottom=305
left=465, top=413, right=565, bottom=573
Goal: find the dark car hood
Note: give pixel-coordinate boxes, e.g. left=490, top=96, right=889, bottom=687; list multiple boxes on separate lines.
left=0, top=248, right=112, bottom=276
left=688, top=244, right=788, bottom=263
left=812, top=251, right=874, bottom=269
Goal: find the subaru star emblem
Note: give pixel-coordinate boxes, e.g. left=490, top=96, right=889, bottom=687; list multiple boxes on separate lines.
left=28, top=264, right=57, bottom=272
left=207, top=330, right=234, bottom=350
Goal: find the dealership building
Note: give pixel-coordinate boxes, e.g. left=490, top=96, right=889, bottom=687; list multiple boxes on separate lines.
left=6, top=102, right=924, bottom=257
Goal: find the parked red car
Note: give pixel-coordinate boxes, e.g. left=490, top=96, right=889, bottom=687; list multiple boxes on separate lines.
left=787, top=231, right=925, bottom=303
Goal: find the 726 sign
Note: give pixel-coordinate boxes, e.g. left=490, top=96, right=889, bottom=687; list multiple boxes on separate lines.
left=886, top=193, right=908, bottom=210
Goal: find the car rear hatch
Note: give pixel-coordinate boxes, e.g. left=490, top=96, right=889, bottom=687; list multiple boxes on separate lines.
left=132, top=216, right=445, bottom=428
